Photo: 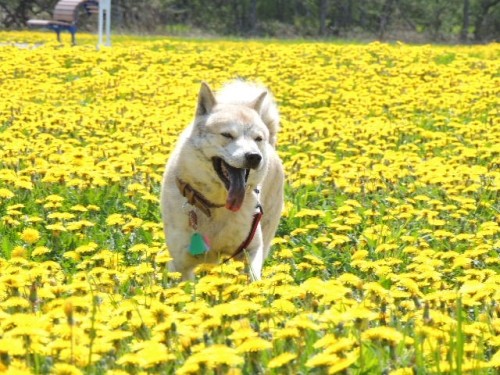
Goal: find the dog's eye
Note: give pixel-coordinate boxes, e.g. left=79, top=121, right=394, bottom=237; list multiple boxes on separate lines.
left=221, top=132, right=234, bottom=139
left=255, top=136, right=263, bottom=142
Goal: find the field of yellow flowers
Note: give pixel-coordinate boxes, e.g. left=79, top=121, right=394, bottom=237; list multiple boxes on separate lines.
left=0, top=31, right=499, bottom=374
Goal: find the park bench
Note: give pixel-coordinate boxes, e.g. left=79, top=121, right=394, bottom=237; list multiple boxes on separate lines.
left=27, top=0, right=99, bottom=45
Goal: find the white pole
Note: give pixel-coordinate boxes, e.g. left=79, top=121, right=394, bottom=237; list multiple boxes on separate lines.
left=97, top=0, right=111, bottom=48
left=105, top=0, right=111, bottom=46
left=97, top=1, right=103, bottom=48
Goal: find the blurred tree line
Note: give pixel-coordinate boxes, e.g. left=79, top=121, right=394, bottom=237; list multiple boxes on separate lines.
left=1, top=0, right=498, bottom=42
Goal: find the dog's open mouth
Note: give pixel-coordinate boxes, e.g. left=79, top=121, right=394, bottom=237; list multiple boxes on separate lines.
left=212, top=157, right=250, bottom=212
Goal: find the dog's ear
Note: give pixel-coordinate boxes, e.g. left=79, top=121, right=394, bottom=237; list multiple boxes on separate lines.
left=250, top=91, right=267, bottom=114
left=196, top=82, right=217, bottom=117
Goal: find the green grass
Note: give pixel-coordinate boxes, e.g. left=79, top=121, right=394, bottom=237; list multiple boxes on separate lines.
left=0, top=32, right=498, bottom=374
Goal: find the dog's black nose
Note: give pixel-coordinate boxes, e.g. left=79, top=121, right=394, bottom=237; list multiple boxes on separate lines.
left=245, top=153, right=262, bottom=169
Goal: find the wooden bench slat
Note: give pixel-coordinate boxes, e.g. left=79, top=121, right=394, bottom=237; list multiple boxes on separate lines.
left=28, top=19, right=72, bottom=26
left=54, top=5, right=81, bottom=10
left=27, top=20, right=52, bottom=26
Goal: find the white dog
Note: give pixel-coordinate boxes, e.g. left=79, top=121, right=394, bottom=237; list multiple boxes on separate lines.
left=161, top=81, right=284, bottom=280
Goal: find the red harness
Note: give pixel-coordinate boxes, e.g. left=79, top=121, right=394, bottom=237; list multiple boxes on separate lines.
left=176, top=178, right=263, bottom=260
left=223, top=204, right=263, bottom=263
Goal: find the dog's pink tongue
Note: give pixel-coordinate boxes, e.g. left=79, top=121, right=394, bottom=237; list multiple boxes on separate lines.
left=225, top=167, right=246, bottom=212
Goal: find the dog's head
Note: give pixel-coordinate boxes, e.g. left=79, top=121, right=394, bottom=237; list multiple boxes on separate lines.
left=190, top=82, right=270, bottom=212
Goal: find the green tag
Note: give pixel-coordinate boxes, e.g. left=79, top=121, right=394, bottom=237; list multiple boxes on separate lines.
left=189, top=233, right=209, bottom=256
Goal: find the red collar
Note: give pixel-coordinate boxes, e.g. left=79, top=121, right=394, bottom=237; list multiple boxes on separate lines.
left=176, top=178, right=224, bottom=217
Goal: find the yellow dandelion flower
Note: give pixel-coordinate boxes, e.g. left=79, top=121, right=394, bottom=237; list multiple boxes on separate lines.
left=47, top=212, right=75, bottom=220
left=228, top=327, right=258, bottom=342
left=46, top=223, right=67, bottom=232
left=236, top=337, right=272, bottom=353
left=155, top=251, right=172, bottom=264
left=44, top=194, right=65, bottom=202
left=26, top=216, right=44, bottom=224
left=0, top=187, right=14, bottom=199
left=122, top=217, right=144, bottom=231
left=196, top=344, right=244, bottom=367
left=63, top=251, right=80, bottom=261
left=115, top=352, right=143, bottom=366
left=338, top=273, right=363, bottom=288
left=340, top=306, right=378, bottom=322
left=306, top=351, right=339, bottom=368
left=124, top=202, right=137, bottom=210
left=314, top=335, right=356, bottom=354
left=213, top=300, right=260, bottom=317
left=328, top=350, right=359, bottom=374
left=274, top=326, right=301, bottom=340
left=136, top=341, right=175, bottom=368
left=53, top=363, right=83, bottom=375
left=428, top=218, right=446, bottom=226
left=271, top=299, right=297, bottom=314
left=272, top=237, right=288, bottom=245
left=351, top=250, right=369, bottom=260
left=389, top=368, right=415, bottom=375
left=488, top=348, right=500, bottom=367
left=70, top=204, right=88, bottom=212
left=7, top=204, right=24, bottom=216
left=20, top=228, right=40, bottom=244
left=276, top=248, right=294, bottom=259
left=1, top=359, right=31, bottom=373
left=177, top=357, right=200, bottom=375
left=11, top=246, right=28, bottom=258
left=106, top=213, right=125, bottom=226
left=0, top=338, right=25, bottom=355
left=361, top=326, right=404, bottom=345
left=433, top=229, right=454, bottom=239
left=268, top=352, right=297, bottom=368
left=327, top=234, right=351, bottom=247
left=362, top=224, right=392, bottom=242
left=1, top=296, right=30, bottom=309
left=106, top=371, right=130, bottom=375
left=375, top=243, right=398, bottom=253
left=294, top=208, right=326, bottom=218
left=66, top=220, right=95, bottom=231
left=102, top=330, right=133, bottom=342
left=15, top=178, right=33, bottom=190
left=74, top=242, right=99, bottom=254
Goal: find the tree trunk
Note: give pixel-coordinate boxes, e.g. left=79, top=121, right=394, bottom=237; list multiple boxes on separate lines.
left=249, top=0, right=257, bottom=35
left=2, top=0, right=36, bottom=28
left=473, top=0, right=500, bottom=42
left=319, top=0, right=328, bottom=36
left=460, top=0, right=470, bottom=42
left=277, top=0, right=285, bottom=22
left=379, top=0, right=395, bottom=40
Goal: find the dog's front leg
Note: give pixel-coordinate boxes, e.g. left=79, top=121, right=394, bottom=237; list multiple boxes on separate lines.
left=168, top=258, right=195, bottom=280
left=247, top=229, right=264, bottom=281
left=249, top=247, right=264, bottom=281
left=166, top=231, right=197, bottom=280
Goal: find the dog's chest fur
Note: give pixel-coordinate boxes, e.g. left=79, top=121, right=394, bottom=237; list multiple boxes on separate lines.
left=182, top=188, right=259, bottom=255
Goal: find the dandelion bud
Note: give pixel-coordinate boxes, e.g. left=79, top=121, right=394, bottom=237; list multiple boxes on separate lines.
left=64, top=301, right=74, bottom=326
left=11, top=246, right=27, bottom=258
left=29, top=283, right=38, bottom=310
left=179, top=336, right=191, bottom=350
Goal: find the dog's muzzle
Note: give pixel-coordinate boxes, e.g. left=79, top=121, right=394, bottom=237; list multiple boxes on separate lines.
left=245, top=152, right=262, bottom=169
left=212, top=155, right=261, bottom=212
